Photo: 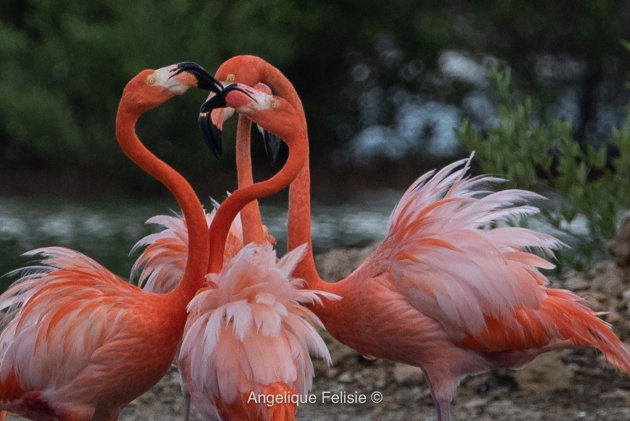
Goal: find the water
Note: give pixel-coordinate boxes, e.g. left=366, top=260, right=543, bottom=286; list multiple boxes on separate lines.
left=0, top=191, right=402, bottom=290
left=0, top=189, right=595, bottom=291
left=0, top=196, right=165, bottom=290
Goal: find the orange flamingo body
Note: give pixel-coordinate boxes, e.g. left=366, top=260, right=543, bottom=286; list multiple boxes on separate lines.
left=0, top=63, right=215, bottom=420
left=208, top=56, right=630, bottom=421
left=295, top=159, right=630, bottom=420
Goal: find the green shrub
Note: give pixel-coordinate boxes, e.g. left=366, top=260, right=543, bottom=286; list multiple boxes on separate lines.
left=457, top=68, right=630, bottom=272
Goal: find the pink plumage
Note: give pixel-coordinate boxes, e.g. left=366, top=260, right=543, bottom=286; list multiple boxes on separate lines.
left=379, top=155, right=562, bottom=337
left=302, top=154, right=630, bottom=420
left=131, top=205, right=276, bottom=293
left=0, top=247, right=178, bottom=419
left=131, top=207, right=334, bottom=420
left=131, top=208, right=242, bottom=293
left=179, top=243, right=337, bottom=420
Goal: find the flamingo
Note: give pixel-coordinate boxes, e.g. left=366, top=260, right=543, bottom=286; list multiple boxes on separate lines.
left=202, top=56, right=630, bottom=421
left=133, top=83, right=336, bottom=420
left=0, top=62, right=219, bottom=420
left=132, top=85, right=276, bottom=293
left=187, top=83, right=341, bottom=420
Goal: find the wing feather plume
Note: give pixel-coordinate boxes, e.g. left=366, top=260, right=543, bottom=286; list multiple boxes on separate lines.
left=355, top=154, right=565, bottom=338
left=179, top=243, right=337, bottom=416
left=0, top=247, right=134, bottom=393
left=130, top=207, right=241, bottom=293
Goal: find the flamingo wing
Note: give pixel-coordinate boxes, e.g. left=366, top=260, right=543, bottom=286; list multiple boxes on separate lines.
left=336, top=156, right=630, bottom=412
left=131, top=207, right=243, bottom=293
left=350, top=156, right=567, bottom=347
left=0, top=247, right=145, bottom=413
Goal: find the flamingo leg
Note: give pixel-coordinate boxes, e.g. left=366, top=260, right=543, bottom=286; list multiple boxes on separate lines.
left=421, top=367, right=453, bottom=421
left=184, top=392, right=191, bottom=421
left=434, top=400, right=452, bottom=421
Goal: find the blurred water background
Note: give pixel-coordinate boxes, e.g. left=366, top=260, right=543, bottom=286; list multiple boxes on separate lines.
left=1, top=186, right=594, bottom=291
left=0, top=191, right=404, bottom=290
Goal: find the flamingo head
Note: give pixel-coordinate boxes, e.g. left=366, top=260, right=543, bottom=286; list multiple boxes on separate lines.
left=199, top=82, right=297, bottom=154
left=198, top=79, right=282, bottom=163
left=121, top=62, right=222, bottom=114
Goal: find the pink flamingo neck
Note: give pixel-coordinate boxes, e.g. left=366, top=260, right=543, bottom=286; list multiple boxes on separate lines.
left=246, top=61, right=324, bottom=288
left=216, top=56, right=331, bottom=291
left=116, top=101, right=208, bottom=304
left=286, top=142, right=356, bottom=317
left=286, top=155, right=321, bottom=283
left=254, top=68, right=345, bottom=298
left=288, top=162, right=351, bottom=325
left=207, top=124, right=307, bottom=274
left=235, top=115, right=265, bottom=245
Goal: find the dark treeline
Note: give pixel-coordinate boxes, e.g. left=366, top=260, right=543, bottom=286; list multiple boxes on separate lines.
left=1, top=0, right=630, bottom=197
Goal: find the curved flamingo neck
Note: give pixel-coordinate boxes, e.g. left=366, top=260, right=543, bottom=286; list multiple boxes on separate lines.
left=207, top=125, right=307, bottom=274
left=253, top=64, right=324, bottom=289
left=223, top=57, right=344, bottom=320
left=286, top=150, right=321, bottom=282
left=235, top=115, right=264, bottom=245
left=116, top=101, right=208, bottom=304
left=262, top=69, right=304, bottom=116
left=222, top=56, right=335, bottom=293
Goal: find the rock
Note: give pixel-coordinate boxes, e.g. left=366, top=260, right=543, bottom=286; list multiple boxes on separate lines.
left=337, top=371, right=354, bottom=383
left=325, top=367, right=339, bottom=379
left=561, top=270, right=590, bottom=291
left=314, top=244, right=378, bottom=281
left=608, top=211, right=630, bottom=269
left=462, top=397, right=487, bottom=410
left=603, top=310, right=623, bottom=326
left=580, top=290, right=615, bottom=312
left=599, top=388, right=630, bottom=400
left=392, top=363, right=423, bottom=386
left=511, top=352, right=572, bottom=395
left=590, top=261, right=625, bottom=297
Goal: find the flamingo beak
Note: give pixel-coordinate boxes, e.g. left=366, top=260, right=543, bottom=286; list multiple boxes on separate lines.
left=258, top=126, right=283, bottom=166
left=198, top=109, right=224, bottom=158
left=197, top=81, right=282, bottom=164
left=198, top=84, right=257, bottom=158
left=170, top=62, right=223, bottom=92
left=247, top=82, right=283, bottom=165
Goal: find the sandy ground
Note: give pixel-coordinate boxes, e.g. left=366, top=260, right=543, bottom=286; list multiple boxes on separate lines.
left=8, top=217, right=630, bottom=420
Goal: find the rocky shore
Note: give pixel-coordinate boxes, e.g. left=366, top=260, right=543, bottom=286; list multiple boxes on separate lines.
left=9, top=217, right=630, bottom=420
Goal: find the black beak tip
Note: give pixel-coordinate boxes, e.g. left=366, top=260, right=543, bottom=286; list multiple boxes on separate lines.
left=198, top=113, right=223, bottom=158
left=196, top=82, right=258, bottom=159
left=174, top=61, right=208, bottom=73
left=262, top=130, right=283, bottom=166
left=172, top=61, right=222, bottom=93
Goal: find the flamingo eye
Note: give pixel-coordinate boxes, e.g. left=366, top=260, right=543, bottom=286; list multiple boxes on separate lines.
left=146, top=75, right=157, bottom=85
left=270, top=98, right=279, bottom=109
left=226, top=74, right=235, bottom=82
